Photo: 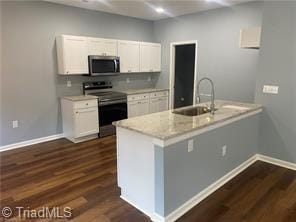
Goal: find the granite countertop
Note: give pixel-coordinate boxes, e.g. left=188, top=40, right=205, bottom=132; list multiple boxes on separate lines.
left=119, top=88, right=169, bottom=95
left=114, top=100, right=262, bottom=141
left=63, top=95, right=98, bottom=101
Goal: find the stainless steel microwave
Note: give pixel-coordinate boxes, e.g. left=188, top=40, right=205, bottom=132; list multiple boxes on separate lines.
left=88, top=55, right=120, bottom=76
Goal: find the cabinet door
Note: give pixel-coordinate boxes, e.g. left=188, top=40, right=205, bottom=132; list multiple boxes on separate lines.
left=158, top=96, right=168, bottom=112
left=140, top=42, right=161, bottom=72
left=150, top=96, right=168, bottom=113
left=140, top=43, right=152, bottom=72
left=62, top=36, right=88, bottom=74
left=103, top=39, right=117, bottom=56
left=149, top=98, right=160, bottom=113
left=87, top=37, right=105, bottom=56
left=118, top=40, right=140, bottom=73
left=128, top=100, right=150, bottom=118
left=74, top=107, right=99, bottom=138
left=87, top=38, right=117, bottom=56
left=151, top=44, right=161, bottom=72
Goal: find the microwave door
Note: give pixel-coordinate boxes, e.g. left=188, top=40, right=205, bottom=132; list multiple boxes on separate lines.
left=88, top=56, right=120, bottom=76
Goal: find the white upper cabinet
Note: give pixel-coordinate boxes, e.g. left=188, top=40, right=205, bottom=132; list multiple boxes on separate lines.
left=87, top=37, right=117, bottom=56
left=239, top=27, right=261, bottom=49
left=56, top=35, right=88, bottom=75
left=57, top=34, right=161, bottom=75
left=140, top=42, right=161, bottom=72
left=118, top=40, right=140, bottom=73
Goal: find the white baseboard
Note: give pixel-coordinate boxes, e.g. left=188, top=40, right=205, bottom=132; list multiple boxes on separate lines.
left=120, top=195, right=153, bottom=219
left=0, top=134, right=64, bottom=152
left=257, top=154, right=296, bottom=171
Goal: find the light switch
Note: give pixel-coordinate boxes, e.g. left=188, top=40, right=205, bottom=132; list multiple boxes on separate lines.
left=12, top=120, right=19, bottom=128
left=263, top=85, right=279, bottom=94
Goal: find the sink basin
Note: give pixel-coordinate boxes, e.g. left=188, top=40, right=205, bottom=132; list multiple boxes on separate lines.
left=173, top=106, right=217, bottom=116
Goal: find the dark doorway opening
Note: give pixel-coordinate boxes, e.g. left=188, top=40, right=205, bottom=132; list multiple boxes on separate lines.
left=173, top=44, right=196, bottom=109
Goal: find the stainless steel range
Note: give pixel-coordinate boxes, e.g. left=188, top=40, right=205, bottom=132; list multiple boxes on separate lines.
left=83, top=81, right=127, bottom=137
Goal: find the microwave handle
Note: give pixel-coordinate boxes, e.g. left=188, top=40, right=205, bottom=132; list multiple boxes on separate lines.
left=114, top=59, right=117, bottom=72
left=114, top=59, right=118, bottom=72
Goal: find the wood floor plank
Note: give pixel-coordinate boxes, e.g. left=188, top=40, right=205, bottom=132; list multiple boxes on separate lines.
left=1, top=136, right=295, bottom=222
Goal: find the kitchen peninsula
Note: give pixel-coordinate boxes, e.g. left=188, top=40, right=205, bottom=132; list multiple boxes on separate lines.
left=114, top=100, right=262, bottom=222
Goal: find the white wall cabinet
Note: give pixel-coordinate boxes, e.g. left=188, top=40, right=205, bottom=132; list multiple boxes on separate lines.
left=140, top=42, right=161, bottom=72
left=61, top=98, right=99, bottom=143
left=118, top=40, right=140, bottom=73
left=56, top=35, right=88, bottom=75
left=87, top=37, right=117, bottom=56
left=127, top=90, right=168, bottom=118
left=57, top=35, right=161, bottom=75
left=239, top=27, right=261, bottom=49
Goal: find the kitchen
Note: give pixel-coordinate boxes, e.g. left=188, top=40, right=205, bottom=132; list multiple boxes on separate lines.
left=1, top=1, right=296, bottom=222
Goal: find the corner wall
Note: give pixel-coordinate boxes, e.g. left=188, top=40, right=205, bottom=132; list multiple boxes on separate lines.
left=255, top=2, right=296, bottom=163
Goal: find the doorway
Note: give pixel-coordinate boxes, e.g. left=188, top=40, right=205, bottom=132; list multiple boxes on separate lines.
left=169, top=41, right=198, bottom=109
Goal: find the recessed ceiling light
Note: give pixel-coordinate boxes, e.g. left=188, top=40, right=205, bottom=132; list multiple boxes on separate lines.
left=155, top=7, right=164, bottom=13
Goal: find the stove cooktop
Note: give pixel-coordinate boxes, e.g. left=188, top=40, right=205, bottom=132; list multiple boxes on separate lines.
left=88, top=91, right=126, bottom=101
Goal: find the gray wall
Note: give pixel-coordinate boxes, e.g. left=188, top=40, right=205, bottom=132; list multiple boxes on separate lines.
left=0, top=1, right=156, bottom=146
left=153, top=1, right=263, bottom=102
left=255, top=2, right=296, bottom=163
left=154, top=114, right=260, bottom=216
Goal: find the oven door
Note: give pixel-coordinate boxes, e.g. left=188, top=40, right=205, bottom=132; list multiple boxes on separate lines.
left=98, top=99, right=127, bottom=137
left=89, top=56, right=120, bottom=76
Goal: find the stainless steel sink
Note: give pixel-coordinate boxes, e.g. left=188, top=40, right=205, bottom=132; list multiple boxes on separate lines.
left=173, top=106, right=217, bottom=116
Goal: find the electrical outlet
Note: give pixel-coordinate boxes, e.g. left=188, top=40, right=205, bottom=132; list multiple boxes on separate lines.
left=67, top=80, right=72, bottom=87
left=263, top=85, right=279, bottom=94
left=222, top=145, right=227, bottom=156
left=147, top=76, right=152, bottom=82
left=126, top=78, right=131, bottom=83
left=12, top=120, right=19, bottom=128
left=188, top=139, right=194, bottom=152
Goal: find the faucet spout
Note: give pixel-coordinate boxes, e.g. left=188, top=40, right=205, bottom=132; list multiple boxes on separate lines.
left=196, top=77, right=215, bottom=115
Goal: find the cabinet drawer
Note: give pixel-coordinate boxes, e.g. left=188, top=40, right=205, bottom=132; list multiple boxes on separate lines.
left=149, top=90, right=168, bottom=98
left=128, top=93, right=149, bottom=101
left=73, top=99, right=98, bottom=109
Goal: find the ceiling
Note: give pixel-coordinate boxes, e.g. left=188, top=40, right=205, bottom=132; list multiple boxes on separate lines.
left=46, top=0, right=256, bottom=21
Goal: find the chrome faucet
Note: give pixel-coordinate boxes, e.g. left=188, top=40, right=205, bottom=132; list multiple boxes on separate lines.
left=196, top=77, right=215, bottom=115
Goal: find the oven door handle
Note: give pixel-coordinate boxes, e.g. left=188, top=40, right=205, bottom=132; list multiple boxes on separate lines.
left=99, top=99, right=127, bottom=106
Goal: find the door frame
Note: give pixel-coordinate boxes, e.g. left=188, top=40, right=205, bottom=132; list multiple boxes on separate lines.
left=169, top=40, right=198, bottom=109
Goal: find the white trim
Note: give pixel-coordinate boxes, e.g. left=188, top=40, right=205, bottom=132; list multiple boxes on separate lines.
left=169, top=40, right=198, bottom=109
left=153, top=109, right=262, bottom=147
left=120, top=195, right=154, bottom=219
left=257, top=154, right=296, bottom=171
left=0, top=134, right=64, bottom=152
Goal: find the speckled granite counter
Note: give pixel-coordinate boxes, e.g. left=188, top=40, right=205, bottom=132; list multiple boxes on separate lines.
left=119, top=88, right=169, bottom=95
left=63, top=95, right=98, bottom=101
left=114, top=100, right=262, bottom=141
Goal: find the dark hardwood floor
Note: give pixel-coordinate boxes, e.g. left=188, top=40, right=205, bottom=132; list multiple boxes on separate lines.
left=0, top=136, right=295, bottom=222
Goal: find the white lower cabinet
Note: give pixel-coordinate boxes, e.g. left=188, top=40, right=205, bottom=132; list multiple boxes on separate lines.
left=74, top=107, right=99, bottom=137
left=127, top=90, right=169, bottom=118
left=61, top=98, right=99, bottom=143
left=149, top=97, right=169, bottom=114
left=128, top=100, right=150, bottom=118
